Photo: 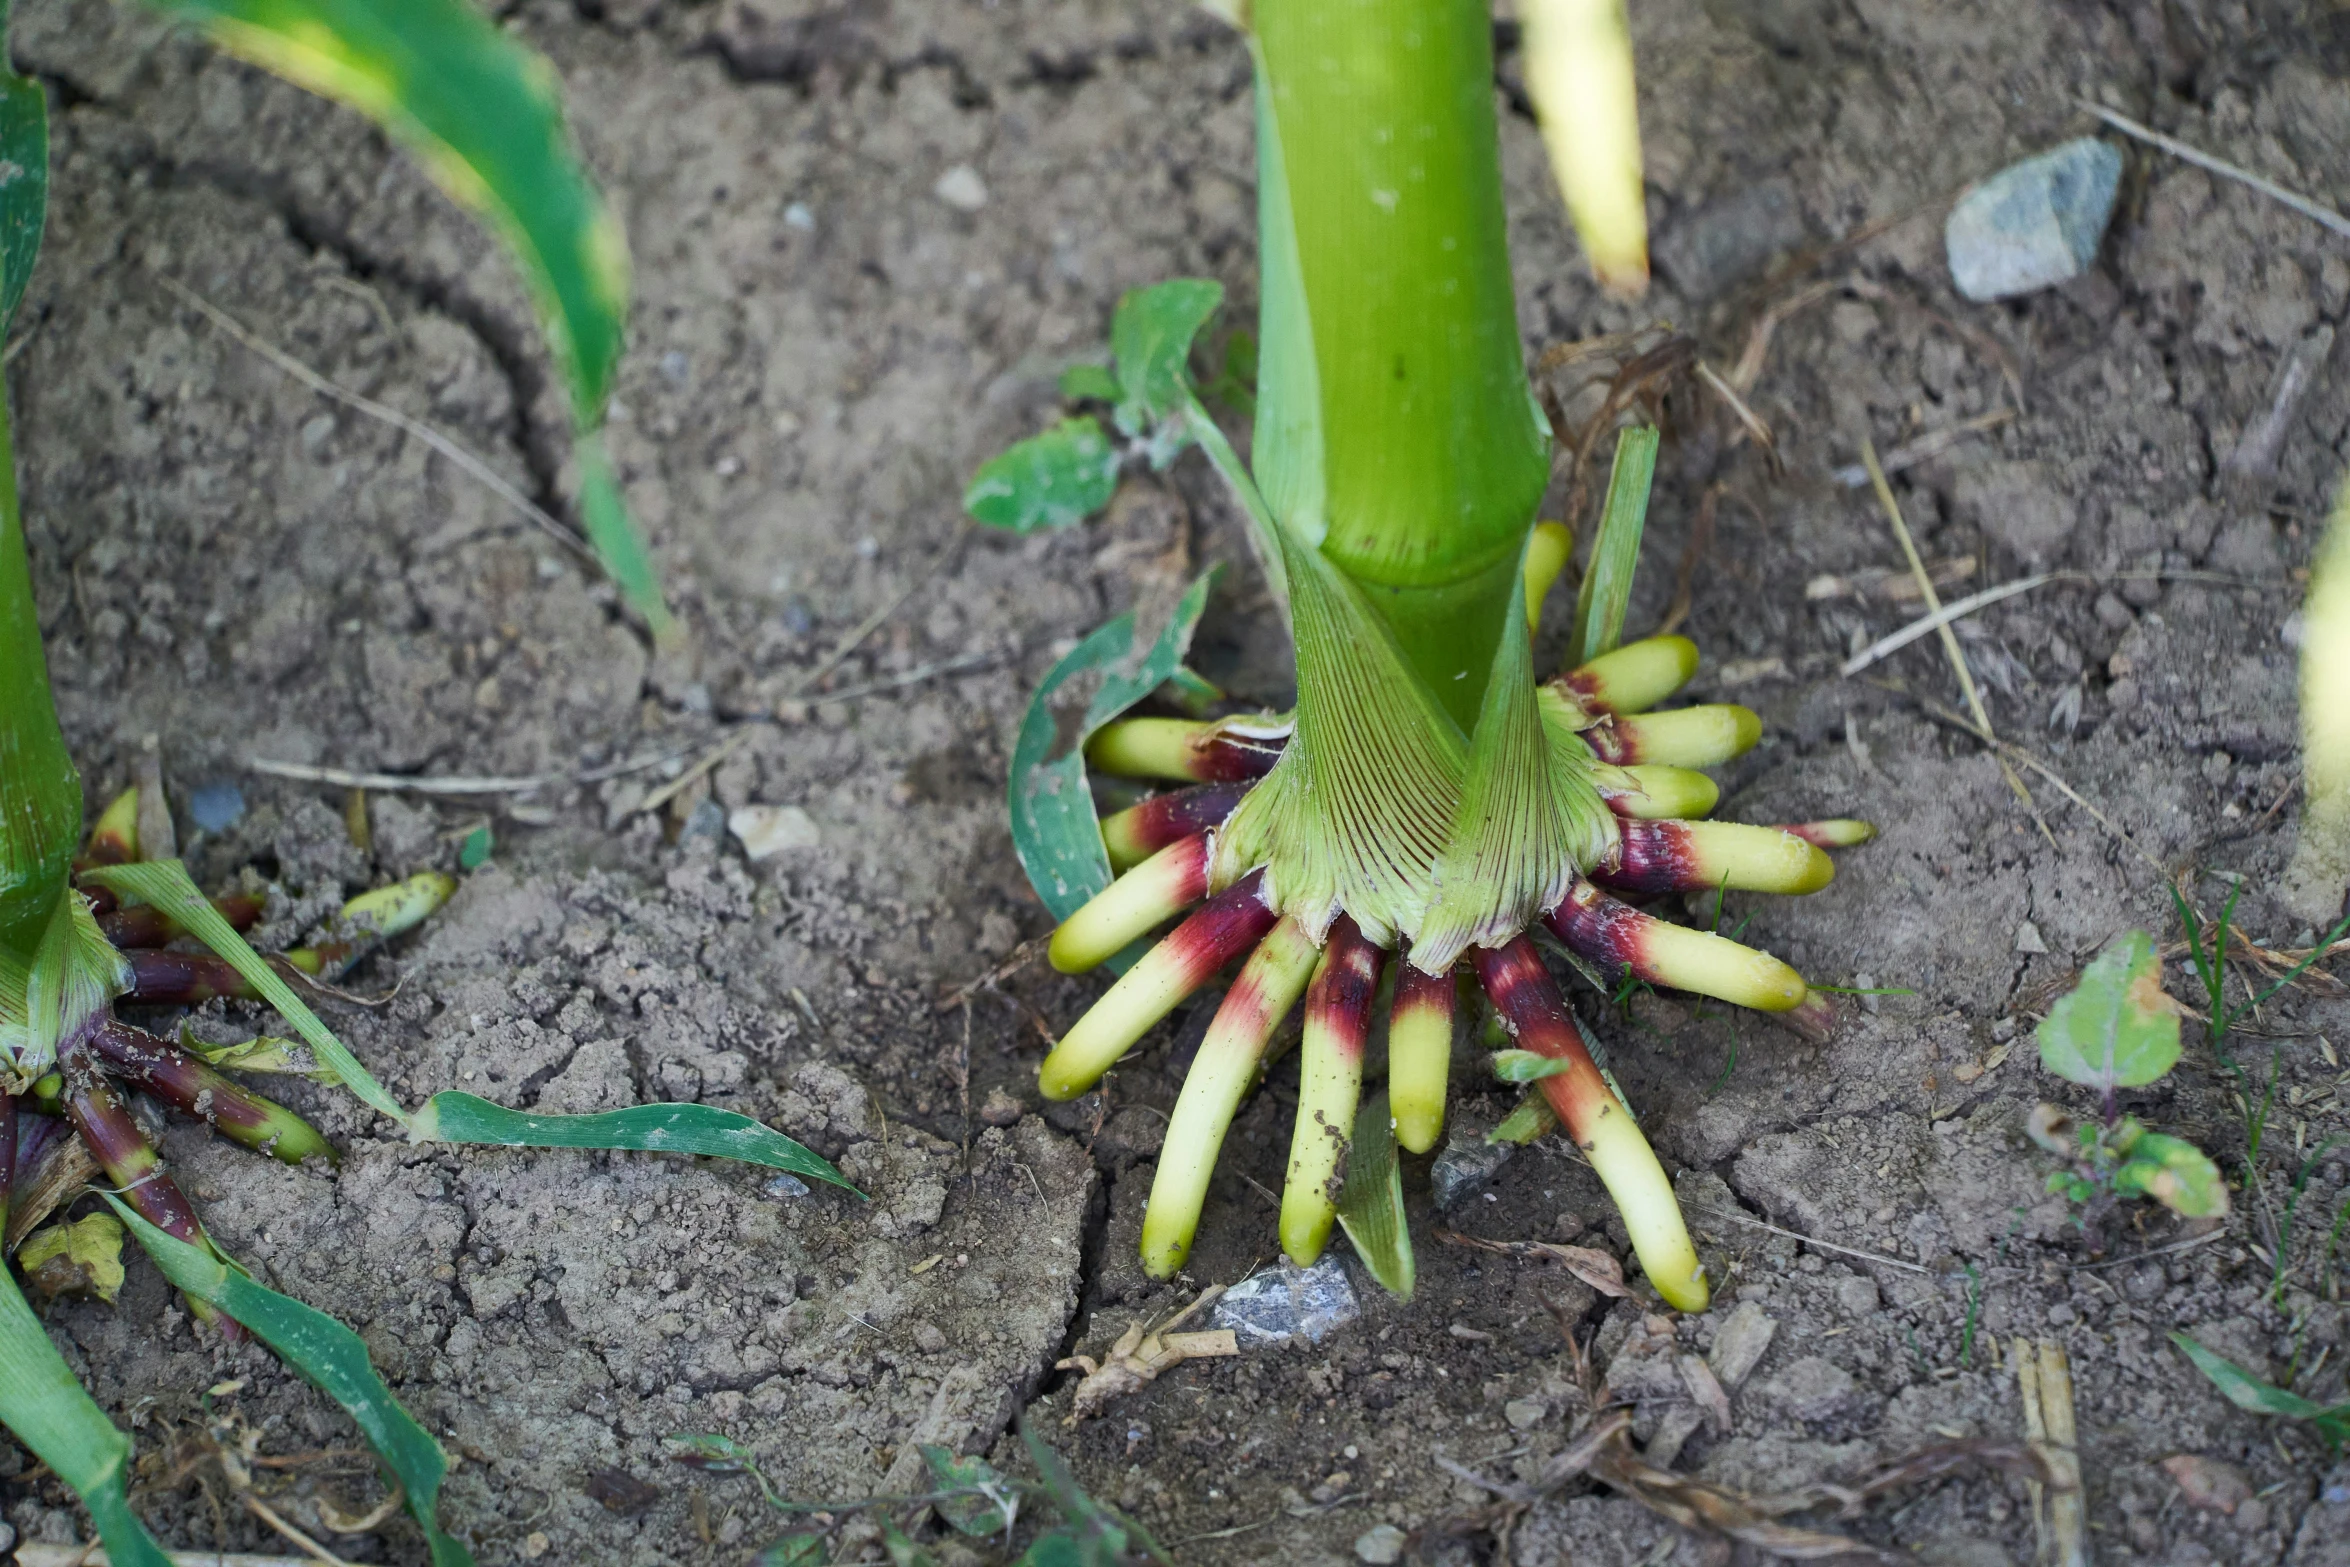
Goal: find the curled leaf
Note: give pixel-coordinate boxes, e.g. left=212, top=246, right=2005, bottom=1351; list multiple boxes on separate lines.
left=19, top=1213, right=127, bottom=1304
left=2113, top=1130, right=2229, bottom=1218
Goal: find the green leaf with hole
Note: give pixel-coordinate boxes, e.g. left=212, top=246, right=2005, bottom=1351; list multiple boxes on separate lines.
left=411, top=1091, right=855, bottom=1192
left=2036, top=929, right=2181, bottom=1094
left=84, top=859, right=408, bottom=1126
left=1336, top=1090, right=1414, bottom=1298
left=963, top=417, right=1122, bottom=533
left=1007, top=571, right=1215, bottom=971
left=141, top=0, right=664, bottom=627
left=0, top=1267, right=172, bottom=1567
left=110, top=1201, right=474, bottom=1566
left=1111, top=278, right=1223, bottom=450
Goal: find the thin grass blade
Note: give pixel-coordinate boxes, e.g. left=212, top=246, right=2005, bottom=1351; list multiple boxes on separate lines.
left=109, top=1201, right=474, bottom=1566
left=1569, top=425, right=1659, bottom=665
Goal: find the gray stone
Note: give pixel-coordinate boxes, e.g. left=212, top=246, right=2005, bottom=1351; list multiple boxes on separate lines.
left=1709, top=1301, right=1778, bottom=1389
left=1504, top=1397, right=1549, bottom=1430
left=1757, top=1354, right=1861, bottom=1422
left=1431, top=1125, right=1515, bottom=1210
left=1945, top=138, right=2123, bottom=301
left=1212, top=1257, right=1360, bottom=1348
left=1354, top=1524, right=1408, bottom=1565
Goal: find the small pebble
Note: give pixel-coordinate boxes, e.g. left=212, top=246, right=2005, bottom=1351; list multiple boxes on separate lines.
left=1354, top=1524, right=1408, bottom=1565
left=187, top=781, right=246, bottom=834
left=934, top=164, right=989, bottom=212
left=978, top=1086, right=1025, bottom=1127
left=1213, top=1257, right=1360, bottom=1348
left=763, top=1173, right=811, bottom=1201
left=2014, top=920, right=2049, bottom=955
left=730, top=803, right=820, bottom=860
left=1430, top=1126, right=1515, bottom=1210
left=2161, top=1453, right=2252, bottom=1515
left=1944, top=137, right=2123, bottom=301
left=1503, top=1397, right=1547, bottom=1430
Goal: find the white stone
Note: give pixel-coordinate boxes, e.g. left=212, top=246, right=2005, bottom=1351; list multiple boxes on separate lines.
left=933, top=165, right=989, bottom=212
left=729, top=804, right=820, bottom=860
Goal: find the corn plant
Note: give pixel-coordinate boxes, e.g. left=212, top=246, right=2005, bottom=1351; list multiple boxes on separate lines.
left=981, top=0, right=1870, bottom=1313
left=0, top=6, right=856, bottom=1561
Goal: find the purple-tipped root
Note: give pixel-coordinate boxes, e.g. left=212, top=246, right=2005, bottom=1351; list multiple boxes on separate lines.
left=1099, top=783, right=1252, bottom=872
left=1545, top=877, right=1809, bottom=1013
left=98, top=893, right=266, bottom=951
left=88, top=1021, right=336, bottom=1166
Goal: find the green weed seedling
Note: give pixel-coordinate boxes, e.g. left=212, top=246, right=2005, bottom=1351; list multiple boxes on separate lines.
left=2028, top=930, right=2228, bottom=1222
left=671, top=1418, right=1172, bottom=1567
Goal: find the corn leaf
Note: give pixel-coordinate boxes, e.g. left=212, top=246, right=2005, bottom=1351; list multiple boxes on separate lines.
left=1569, top=425, right=1658, bottom=664
left=1336, top=1091, right=1414, bottom=1298
left=0, top=1267, right=173, bottom=1567
left=142, top=0, right=664, bottom=626
left=0, top=0, right=46, bottom=333
left=1007, top=572, right=1215, bottom=968
left=411, top=1091, right=853, bottom=1193
left=1490, top=1048, right=1576, bottom=1084
left=1488, top=1091, right=1560, bottom=1144
left=0, top=41, right=76, bottom=963
left=963, top=418, right=1121, bottom=533
left=110, top=1201, right=475, bottom=1567
left=81, top=860, right=409, bottom=1126
left=2035, top=929, right=2181, bottom=1094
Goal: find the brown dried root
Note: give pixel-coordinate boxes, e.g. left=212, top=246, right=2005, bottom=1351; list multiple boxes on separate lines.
left=1054, top=1286, right=1237, bottom=1425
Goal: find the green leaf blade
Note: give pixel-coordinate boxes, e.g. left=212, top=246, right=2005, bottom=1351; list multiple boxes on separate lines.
left=1110, top=278, right=1223, bottom=435
left=2036, top=930, right=2182, bottom=1094
left=963, top=418, right=1121, bottom=533
left=2171, top=1331, right=2339, bottom=1421
left=0, top=1268, right=172, bottom=1567
left=145, top=0, right=664, bottom=624
left=110, top=1204, right=474, bottom=1567
left=1335, top=1090, right=1414, bottom=1298
left=1006, top=573, right=1215, bottom=969
left=1569, top=425, right=1659, bottom=665
left=412, top=1091, right=856, bottom=1193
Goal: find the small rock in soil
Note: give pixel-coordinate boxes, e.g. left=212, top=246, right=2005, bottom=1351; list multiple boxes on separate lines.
left=2161, top=1453, right=2253, bottom=1514
left=729, top=802, right=820, bottom=859
left=978, top=1086, right=1025, bottom=1126
left=1430, top=1125, right=1514, bottom=1209
left=585, top=1467, right=661, bottom=1515
left=1708, top=1300, right=1779, bottom=1389
left=1212, top=1257, right=1360, bottom=1348
left=187, top=781, right=245, bottom=833
left=1353, top=1523, right=1407, bottom=1564
left=1944, top=137, right=2123, bottom=301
